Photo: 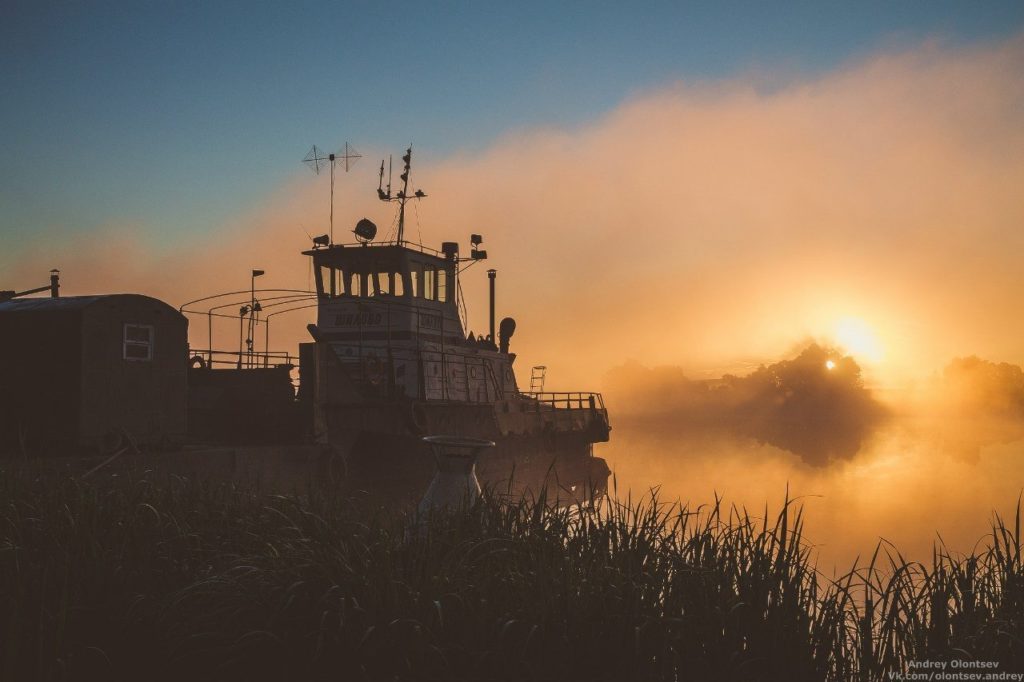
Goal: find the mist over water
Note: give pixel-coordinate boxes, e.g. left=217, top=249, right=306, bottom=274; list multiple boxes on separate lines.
left=602, top=353, right=1024, bottom=570
left=5, top=33, right=1023, bottom=572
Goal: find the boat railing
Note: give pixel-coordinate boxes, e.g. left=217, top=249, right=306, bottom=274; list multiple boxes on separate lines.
left=188, top=348, right=298, bottom=370
left=523, top=392, right=606, bottom=411
left=327, top=239, right=446, bottom=258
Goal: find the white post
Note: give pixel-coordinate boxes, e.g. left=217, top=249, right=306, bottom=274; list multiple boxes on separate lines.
left=418, top=435, right=495, bottom=514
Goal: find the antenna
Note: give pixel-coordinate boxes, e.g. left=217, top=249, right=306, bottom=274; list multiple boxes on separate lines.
left=303, top=142, right=361, bottom=244
left=376, top=146, right=427, bottom=245
left=339, top=142, right=361, bottom=171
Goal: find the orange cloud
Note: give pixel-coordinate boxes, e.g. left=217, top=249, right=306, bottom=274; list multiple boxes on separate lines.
left=5, top=32, right=1024, bottom=568
left=8, top=33, right=1023, bottom=387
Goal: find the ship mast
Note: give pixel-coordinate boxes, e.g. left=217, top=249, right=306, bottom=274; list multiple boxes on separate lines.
left=303, top=143, right=361, bottom=245
left=377, top=146, right=426, bottom=245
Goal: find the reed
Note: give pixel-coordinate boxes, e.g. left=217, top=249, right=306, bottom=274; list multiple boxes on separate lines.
left=0, top=467, right=1020, bottom=681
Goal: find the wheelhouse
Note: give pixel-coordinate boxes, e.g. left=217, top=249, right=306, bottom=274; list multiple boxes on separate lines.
left=309, top=243, right=457, bottom=307
left=304, top=241, right=467, bottom=346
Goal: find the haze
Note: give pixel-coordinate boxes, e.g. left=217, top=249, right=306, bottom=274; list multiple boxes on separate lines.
left=5, top=28, right=1024, bottom=569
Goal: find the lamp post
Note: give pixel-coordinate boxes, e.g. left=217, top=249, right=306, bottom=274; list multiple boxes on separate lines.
left=249, top=269, right=265, bottom=368
left=208, top=298, right=256, bottom=366
left=237, top=305, right=250, bottom=369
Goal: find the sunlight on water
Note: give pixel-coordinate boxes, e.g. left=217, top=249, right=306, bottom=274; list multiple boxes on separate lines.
left=605, top=420, right=1024, bottom=572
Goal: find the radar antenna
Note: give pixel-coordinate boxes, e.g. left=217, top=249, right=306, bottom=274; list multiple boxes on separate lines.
left=376, top=146, right=426, bottom=245
left=303, top=142, right=361, bottom=244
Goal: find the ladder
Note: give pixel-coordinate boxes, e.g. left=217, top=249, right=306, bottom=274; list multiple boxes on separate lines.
left=529, top=365, right=546, bottom=393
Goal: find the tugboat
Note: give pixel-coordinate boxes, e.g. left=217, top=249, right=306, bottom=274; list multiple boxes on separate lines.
left=0, top=148, right=610, bottom=503
left=298, top=148, right=611, bottom=503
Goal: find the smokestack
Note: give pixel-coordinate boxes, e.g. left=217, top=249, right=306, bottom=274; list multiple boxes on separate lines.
left=487, top=269, right=496, bottom=343
left=49, top=269, right=60, bottom=298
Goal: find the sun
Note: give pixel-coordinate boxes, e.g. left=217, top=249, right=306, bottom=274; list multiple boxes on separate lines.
left=825, top=359, right=836, bottom=370
left=834, top=317, right=884, bottom=363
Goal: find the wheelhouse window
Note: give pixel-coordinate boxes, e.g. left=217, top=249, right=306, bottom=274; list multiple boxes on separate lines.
left=316, top=265, right=330, bottom=297
left=437, top=268, right=448, bottom=303
left=410, top=268, right=420, bottom=298
left=123, top=323, right=154, bottom=361
left=423, top=266, right=436, bottom=300
left=349, top=272, right=366, bottom=297
left=373, top=271, right=403, bottom=296
left=406, top=262, right=452, bottom=302
left=315, top=251, right=444, bottom=296
left=317, top=265, right=348, bottom=298
left=315, top=259, right=413, bottom=299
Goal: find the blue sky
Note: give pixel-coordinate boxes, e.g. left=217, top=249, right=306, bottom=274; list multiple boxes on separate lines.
left=2, top=1, right=1023, bottom=255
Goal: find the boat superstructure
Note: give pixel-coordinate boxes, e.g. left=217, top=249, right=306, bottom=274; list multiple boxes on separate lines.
left=299, top=148, right=611, bottom=502
left=0, top=147, right=611, bottom=505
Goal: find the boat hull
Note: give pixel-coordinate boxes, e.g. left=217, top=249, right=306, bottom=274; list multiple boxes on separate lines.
left=325, top=400, right=610, bottom=505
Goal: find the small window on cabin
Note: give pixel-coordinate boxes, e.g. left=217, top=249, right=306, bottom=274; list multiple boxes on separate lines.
left=124, top=323, right=154, bottom=361
left=317, top=265, right=331, bottom=297
left=423, top=266, right=436, bottom=300
left=437, top=268, right=448, bottom=302
left=410, top=269, right=420, bottom=298
left=375, top=271, right=392, bottom=296
left=345, top=271, right=363, bottom=297
left=391, top=272, right=404, bottom=296
left=318, top=266, right=346, bottom=298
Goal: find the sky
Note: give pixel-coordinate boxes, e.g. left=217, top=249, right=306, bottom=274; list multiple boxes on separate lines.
left=5, top=2, right=1024, bottom=564
left=4, top=0, right=1024, bottom=381
left=3, top=2, right=1024, bottom=249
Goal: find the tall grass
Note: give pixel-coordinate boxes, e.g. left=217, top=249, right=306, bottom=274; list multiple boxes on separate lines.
left=0, top=467, right=1021, bottom=681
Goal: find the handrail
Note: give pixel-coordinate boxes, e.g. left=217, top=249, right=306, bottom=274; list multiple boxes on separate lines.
left=523, top=391, right=606, bottom=411
left=178, top=288, right=316, bottom=311
left=189, top=348, right=298, bottom=369
left=178, top=291, right=318, bottom=368
left=314, top=239, right=446, bottom=258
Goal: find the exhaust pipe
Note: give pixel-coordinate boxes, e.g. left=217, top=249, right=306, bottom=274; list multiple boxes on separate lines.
left=487, top=269, right=496, bottom=344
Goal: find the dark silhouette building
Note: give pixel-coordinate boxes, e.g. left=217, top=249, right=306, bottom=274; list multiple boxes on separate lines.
left=0, top=294, right=188, bottom=456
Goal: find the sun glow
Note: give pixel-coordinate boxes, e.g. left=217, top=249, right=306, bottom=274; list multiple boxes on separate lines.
left=834, top=317, right=884, bottom=363
left=826, top=359, right=836, bottom=370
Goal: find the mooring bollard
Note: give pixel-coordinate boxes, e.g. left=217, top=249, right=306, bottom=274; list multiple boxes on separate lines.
left=417, top=435, right=495, bottom=515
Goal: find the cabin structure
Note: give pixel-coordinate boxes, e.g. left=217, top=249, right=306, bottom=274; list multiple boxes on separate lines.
left=304, top=239, right=516, bottom=404
left=0, top=294, right=188, bottom=456
left=0, top=147, right=611, bottom=503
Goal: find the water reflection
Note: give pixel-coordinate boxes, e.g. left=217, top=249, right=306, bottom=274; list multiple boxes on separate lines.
left=603, top=351, right=1024, bottom=571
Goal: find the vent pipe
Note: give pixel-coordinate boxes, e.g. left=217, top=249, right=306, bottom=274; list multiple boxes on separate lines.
left=487, top=269, right=496, bottom=344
